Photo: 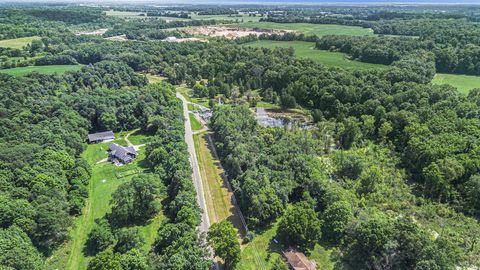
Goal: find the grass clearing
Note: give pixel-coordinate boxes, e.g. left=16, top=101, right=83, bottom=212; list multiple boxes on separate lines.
left=245, top=40, right=387, bottom=70
left=47, top=131, right=158, bottom=270
left=0, top=36, right=40, bottom=49
left=0, top=65, right=82, bottom=76
left=128, top=129, right=151, bottom=145
left=189, top=113, right=203, bottom=132
left=238, top=222, right=336, bottom=270
left=233, top=22, right=374, bottom=37
left=176, top=86, right=211, bottom=108
left=432, top=73, right=480, bottom=94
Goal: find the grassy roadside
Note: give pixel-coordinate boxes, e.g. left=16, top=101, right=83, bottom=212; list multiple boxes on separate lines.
left=190, top=113, right=203, bottom=132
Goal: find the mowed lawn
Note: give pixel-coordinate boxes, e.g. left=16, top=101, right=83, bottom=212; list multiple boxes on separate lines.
left=0, top=65, right=82, bottom=76
left=47, top=132, right=160, bottom=270
left=0, top=36, right=40, bottom=49
left=432, top=73, right=480, bottom=94
left=245, top=40, right=387, bottom=70
left=234, top=22, right=374, bottom=37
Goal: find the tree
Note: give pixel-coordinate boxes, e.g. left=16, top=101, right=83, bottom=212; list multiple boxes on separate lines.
left=321, top=200, right=353, bottom=245
left=114, top=227, right=145, bottom=253
left=207, top=220, right=240, bottom=269
left=271, top=256, right=289, bottom=270
left=87, top=249, right=122, bottom=270
left=277, top=203, right=322, bottom=249
left=119, top=249, right=151, bottom=270
left=110, top=174, right=165, bottom=226
left=0, top=226, right=43, bottom=270
left=464, top=174, right=480, bottom=218
left=86, top=218, right=115, bottom=254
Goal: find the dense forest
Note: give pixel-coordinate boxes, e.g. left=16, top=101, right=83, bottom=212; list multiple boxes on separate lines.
left=0, top=3, right=479, bottom=270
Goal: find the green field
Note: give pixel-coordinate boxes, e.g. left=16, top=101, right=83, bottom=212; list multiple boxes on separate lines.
left=0, top=36, right=40, bottom=49
left=0, top=65, right=82, bottom=76
left=233, top=22, right=374, bottom=37
left=47, top=132, right=160, bottom=270
left=246, top=40, right=387, bottom=70
left=432, top=73, right=480, bottom=94
left=238, top=222, right=336, bottom=270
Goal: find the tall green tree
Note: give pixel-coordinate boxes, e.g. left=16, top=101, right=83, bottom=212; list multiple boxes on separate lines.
left=207, top=220, right=240, bottom=269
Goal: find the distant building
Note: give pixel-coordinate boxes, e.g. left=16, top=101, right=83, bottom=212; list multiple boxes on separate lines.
left=164, top=36, right=177, bottom=42
left=108, top=143, right=137, bottom=164
left=283, top=249, right=317, bottom=270
left=88, top=131, right=115, bottom=144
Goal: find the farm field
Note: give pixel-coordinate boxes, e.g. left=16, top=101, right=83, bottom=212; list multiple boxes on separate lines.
left=233, top=22, right=375, bottom=37
left=47, top=131, right=158, bottom=270
left=0, top=36, right=40, bottom=49
left=0, top=65, right=82, bottom=76
left=245, top=40, right=387, bottom=70
left=432, top=73, right=480, bottom=94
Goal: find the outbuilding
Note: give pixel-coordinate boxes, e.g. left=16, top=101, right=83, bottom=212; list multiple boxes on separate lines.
left=88, top=131, right=115, bottom=144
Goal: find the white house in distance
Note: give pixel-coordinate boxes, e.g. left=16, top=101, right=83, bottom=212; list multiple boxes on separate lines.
left=88, top=131, right=115, bottom=144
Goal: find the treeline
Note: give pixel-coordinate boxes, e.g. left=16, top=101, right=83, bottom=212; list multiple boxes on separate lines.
left=210, top=105, right=479, bottom=269
left=316, top=34, right=480, bottom=75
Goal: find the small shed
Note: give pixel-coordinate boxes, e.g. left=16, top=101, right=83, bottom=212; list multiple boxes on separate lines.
left=88, top=131, right=114, bottom=143
left=283, top=249, right=316, bottom=270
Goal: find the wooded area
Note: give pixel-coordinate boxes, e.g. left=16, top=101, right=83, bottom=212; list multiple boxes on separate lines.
left=0, top=3, right=479, bottom=270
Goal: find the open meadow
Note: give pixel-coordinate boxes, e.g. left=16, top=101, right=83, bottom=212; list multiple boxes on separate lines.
left=432, top=73, right=480, bottom=94
left=245, top=40, right=387, bottom=70
left=0, top=65, right=82, bottom=76
left=0, top=36, right=40, bottom=49
left=233, top=22, right=374, bottom=37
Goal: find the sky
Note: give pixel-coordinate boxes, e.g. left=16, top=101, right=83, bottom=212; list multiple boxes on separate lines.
left=4, top=0, right=480, bottom=4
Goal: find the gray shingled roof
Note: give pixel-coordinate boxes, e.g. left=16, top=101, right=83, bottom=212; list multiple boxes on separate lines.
left=88, top=131, right=115, bottom=143
left=108, top=143, right=137, bottom=163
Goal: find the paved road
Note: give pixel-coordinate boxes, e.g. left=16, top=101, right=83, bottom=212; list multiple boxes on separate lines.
left=177, top=92, right=211, bottom=234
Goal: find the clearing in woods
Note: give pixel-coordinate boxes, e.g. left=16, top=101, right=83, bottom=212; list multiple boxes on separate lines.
left=232, top=22, right=375, bottom=37
left=432, top=73, right=480, bottom=94
left=46, top=131, right=160, bottom=270
left=0, top=36, right=40, bottom=49
left=0, top=65, right=83, bottom=76
left=245, top=40, right=387, bottom=70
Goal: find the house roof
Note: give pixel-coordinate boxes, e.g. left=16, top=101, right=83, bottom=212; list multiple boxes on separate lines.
left=88, top=131, right=114, bottom=142
left=108, top=143, right=137, bottom=162
left=283, top=250, right=316, bottom=270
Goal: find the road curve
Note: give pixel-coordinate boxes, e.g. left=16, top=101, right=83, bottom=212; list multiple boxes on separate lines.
left=177, top=92, right=211, bottom=234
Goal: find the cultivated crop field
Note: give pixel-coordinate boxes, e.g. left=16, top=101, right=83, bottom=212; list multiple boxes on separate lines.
left=0, top=65, right=82, bottom=76
left=432, top=73, right=480, bottom=94
left=246, top=40, right=387, bottom=70
left=191, top=13, right=262, bottom=22
left=0, top=36, right=40, bottom=49
left=234, top=22, right=375, bottom=37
